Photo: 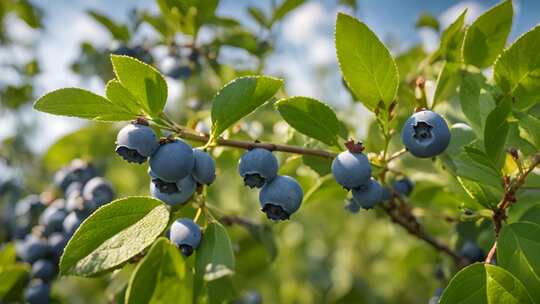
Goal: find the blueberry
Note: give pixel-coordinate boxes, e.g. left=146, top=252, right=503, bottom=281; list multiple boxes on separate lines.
left=192, top=149, right=216, bottom=185
left=83, top=177, right=115, bottom=208
left=351, top=178, right=383, bottom=210
left=116, top=123, right=159, bottom=164
left=54, top=159, right=96, bottom=191
left=17, top=236, right=49, bottom=263
left=31, top=259, right=57, bottom=282
left=65, top=181, right=83, bottom=198
left=150, top=174, right=196, bottom=206
left=24, top=280, right=50, bottom=304
left=48, top=232, right=67, bottom=262
left=63, top=212, right=84, bottom=236
left=331, top=151, right=371, bottom=190
left=112, top=45, right=136, bottom=57
left=344, top=199, right=360, bottom=213
left=460, top=241, right=485, bottom=263
left=392, top=177, right=414, bottom=196
left=15, top=195, right=45, bottom=219
left=381, top=187, right=392, bottom=201
left=167, top=64, right=192, bottom=79
left=150, top=139, right=195, bottom=182
left=238, top=148, right=278, bottom=188
left=239, top=291, right=263, bottom=304
left=40, top=204, right=68, bottom=235
left=259, top=175, right=303, bottom=221
left=65, top=191, right=91, bottom=217
left=169, top=218, right=202, bottom=257
left=401, top=110, right=450, bottom=158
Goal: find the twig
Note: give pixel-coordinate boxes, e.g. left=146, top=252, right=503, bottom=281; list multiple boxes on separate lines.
left=382, top=198, right=462, bottom=264
left=485, top=241, right=497, bottom=264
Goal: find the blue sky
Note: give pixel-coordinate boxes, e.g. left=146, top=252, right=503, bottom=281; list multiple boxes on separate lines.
left=1, top=0, right=539, bottom=152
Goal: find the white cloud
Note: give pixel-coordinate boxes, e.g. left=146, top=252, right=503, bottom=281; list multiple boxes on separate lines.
left=308, top=37, right=335, bottom=66
left=282, top=2, right=327, bottom=44
left=418, top=28, right=438, bottom=53
left=439, top=1, right=485, bottom=28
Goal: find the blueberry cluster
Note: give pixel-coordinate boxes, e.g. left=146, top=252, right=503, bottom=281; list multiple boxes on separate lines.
left=11, top=159, right=115, bottom=303
left=164, top=49, right=200, bottom=80
left=238, top=148, right=304, bottom=221
left=115, top=121, right=216, bottom=207
left=332, top=142, right=383, bottom=211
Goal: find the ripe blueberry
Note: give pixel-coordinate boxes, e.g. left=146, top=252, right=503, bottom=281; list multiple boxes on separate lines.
left=83, top=177, right=115, bottom=208
left=392, top=177, right=414, bottom=196
left=31, top=259, right=57, bottom=282
left=63, top=212, right=84, bottom=236
left=344, top=199, right=360, bottom=213
left=47, top=232, right=67, bottom=262
left=238, top=148, right=278, bottom=188
left=331, top=151, right=371, bottom=190
left=54, top=159, right=96, bottom=191
left=150, top=139, right=194, bottom=182
left=191, top=149, right=216, bottom=185
left=401, top=110, right=450, bottom=158
left=17, top=236, right=49, bottom=263
left=167, top=64, right=192, bottom=79
left=351, top=178, right=383, bottom=209
left=24, top=280, right=50, bottom=304
left=428, top=288, right=444, bottom=304
left=382, top=186, right=392, bottom=202
left=150, top=174, right=196, bottom=206
left=40, top=203, right=68, bottom=235
left=15, top=195, right=45, bottom=219
left=259, top=175, right=303, bottom=221
left=460, top=241, right=485, bottom=263
left=65, top=191, right=91, bottom=217
left=116, top=123, right=159, bottom=164
left=169, top=218, right=202, bottom=257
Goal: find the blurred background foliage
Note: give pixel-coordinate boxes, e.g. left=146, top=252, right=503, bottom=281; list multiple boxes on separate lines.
left=1, top=0, right=540, bottom=303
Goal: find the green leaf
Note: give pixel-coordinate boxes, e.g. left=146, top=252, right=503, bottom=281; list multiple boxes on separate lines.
left=446, top=123, right=476, bottom=155
left=519, top=205, right=540, bottom=224
left=302, top=155, right=332, bottom=176
left=415, top=13, right=440, bottom=31
left=87, top=10, right=130, bottom=42
left=395, top=45, right=426, bottom=81
left=248, top=6, right=269, bottom=28
left=125, top=238, right=192, bottom=304
left=0, top=243, right=16, bottom=269
left=271, top=0, right=305, bottom=25
left=433, top=9, right=467, bottom=63
left=275, top=96, right=341, bottom=146
left=433, top=61, right=461, bottom=106
left=34, top=88, right=135, bottom=121
left=515, top=112, right=540, bottom=149
left=111, top=55, right=168, bottom=116
left=440, top=263, right=533, bottom=304
left=245, top=224, right=278, bottom=263
left=11, top=0, right=41, bottom=28
left=463, top=0, right=513, bottom=68
left=457, top=177, right=498, bottom=209
left=494, top=24, right=540, bottom=111
left=207, top=276, right=237, bottom=304
left=459, top=71, right=485, bottom=131
left=105, top=80, right=146, bottom=115
left=335, top=13, right=399, bottom=111
left=215, top=28, right=260, bottom=55
left=210, top=76, right=283, bottom=139
left=60, top=197, right=169, bottom=277
left=0, top=264, right=29, bottom=299
left=195, top=222, right=235, bottom=282
left=499, top=222, right=540, bottom=301
left=484, top=98, right=511, bottom=165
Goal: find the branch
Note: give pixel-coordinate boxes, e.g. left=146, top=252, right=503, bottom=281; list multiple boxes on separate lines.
left=382, top=196, right=462, bottom=265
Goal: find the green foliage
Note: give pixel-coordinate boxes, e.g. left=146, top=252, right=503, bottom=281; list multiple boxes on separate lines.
left=335, top=13, right=399, bottom=111
left=87, top=10, right=130, bottom=42
left=432, top=9, right=467, bottom=63
left=60, top=197, right=169, bottom=276
left=499, top=222, right=540, bottom=301
left=462, top=0, right=513, bottom=68
left=275, top=97, right=341, bottom=146
left=34, top=88, right=136, bottom=121
left=415, top=13, right=440, bottom=31
left=111, top=55, right=168, bottom=116
left=195, top=222, right=235, bottom=282
left=210, top=76, right=283, bottom=139
left=126, top=238, right=193, bottom=304
left=494, top=24, right=540, bottom=111
left=440, top=263, right=533, bottom=303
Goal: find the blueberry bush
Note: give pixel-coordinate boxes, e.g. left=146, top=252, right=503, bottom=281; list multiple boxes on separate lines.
left=1, top=0, right=540, bottom=303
